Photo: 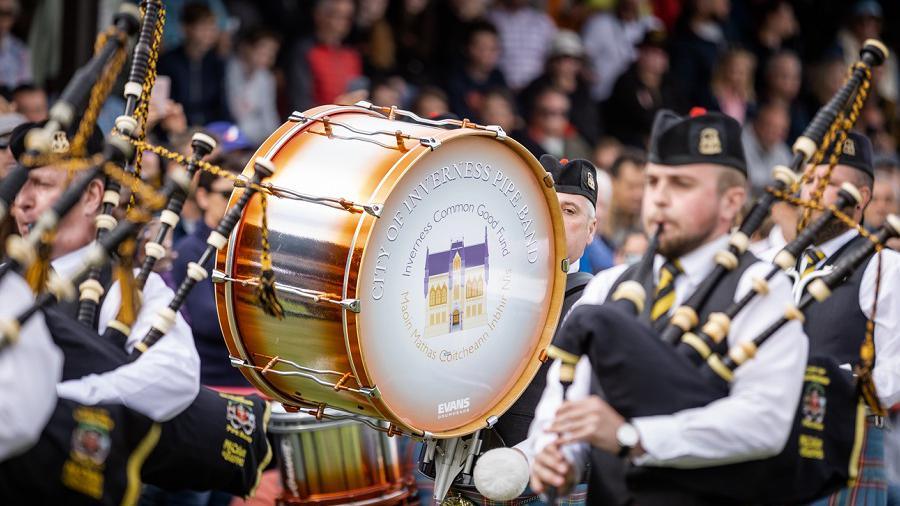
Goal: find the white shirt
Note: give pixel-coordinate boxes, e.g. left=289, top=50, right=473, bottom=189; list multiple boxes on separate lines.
left=487, top=7, right=557, bottom=90
left=775, top=229, right=900, bottom=408
left=519, top=234, right=808, bottom=470
left=0, top=273, right=63, bottom=460
left=52, top=245, right=201, bottom=422
left=748, top=224, right=787, bottom=257
left=582, top=13, right=661, bottom=101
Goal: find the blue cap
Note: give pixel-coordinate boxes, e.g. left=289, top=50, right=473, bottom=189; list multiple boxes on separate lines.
left=204, top=121, right=254, bottom=153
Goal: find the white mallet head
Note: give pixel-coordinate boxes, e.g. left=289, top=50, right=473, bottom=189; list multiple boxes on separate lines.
left=473, top=448, right=530, bottom=501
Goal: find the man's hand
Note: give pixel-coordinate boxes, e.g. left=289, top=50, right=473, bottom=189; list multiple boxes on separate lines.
left=530, top=441, right=576, bottom=495
left=549, top=395, right=629, bottom=454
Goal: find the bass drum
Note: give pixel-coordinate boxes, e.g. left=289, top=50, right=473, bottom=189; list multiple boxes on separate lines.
left=216, top=103, right=566, bottom=438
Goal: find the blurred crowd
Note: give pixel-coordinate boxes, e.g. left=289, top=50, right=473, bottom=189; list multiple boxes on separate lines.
left=0, top=0, right=899, bottom=498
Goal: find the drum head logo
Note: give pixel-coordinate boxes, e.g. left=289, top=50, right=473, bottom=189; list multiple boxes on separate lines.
left=424, top=229, right=489, bottom=337
left=801, top=382, right=826, bottom=426
left=227, top=401, right=257, bottom=436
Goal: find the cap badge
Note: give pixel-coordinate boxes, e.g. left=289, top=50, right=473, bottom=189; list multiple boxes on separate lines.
left=585, top=170, right=595, bottom=191
left=842, top=138, right=856, bottom=156
left=51, top=130, right=70, bottom=154
left=699, top=128, right=722, bottom=155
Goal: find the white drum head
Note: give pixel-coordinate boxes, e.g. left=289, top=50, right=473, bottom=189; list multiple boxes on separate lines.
left=354, top=135, right=559, bottom=433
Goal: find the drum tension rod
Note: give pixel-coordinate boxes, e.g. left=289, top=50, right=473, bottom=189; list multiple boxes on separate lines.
left=212, top=270, right=361, bottom=313
left=231, top=353, right=377, bottom=398
left=353, top=101, right=508, bottom=141
left=261, top=182, right=383, bottom=218
left=289, top=109, right=442, bottom=151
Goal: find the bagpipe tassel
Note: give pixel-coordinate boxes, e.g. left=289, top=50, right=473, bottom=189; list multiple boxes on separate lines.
left=114, top=238, right=141, bottom=327
left=254, top=192, right=284, bottom=319
left=25, top=232, right=54, bottom=294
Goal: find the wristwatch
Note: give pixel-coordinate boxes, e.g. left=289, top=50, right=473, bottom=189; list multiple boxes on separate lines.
left=616, top=422, right=639, bottom=458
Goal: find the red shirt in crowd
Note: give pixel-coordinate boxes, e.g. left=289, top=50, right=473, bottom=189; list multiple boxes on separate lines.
left=307, top=44, right=362, bottom=105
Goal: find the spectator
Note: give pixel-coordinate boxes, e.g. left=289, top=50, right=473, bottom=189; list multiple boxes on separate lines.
left=488, top=0, right=556, bottom=91
left=605, top=29, right=679, bottom=148
left=445, top=21, right=506, bottom=123
left=389, top=0, right=439, bottom=85
left=412, top=86, right=450, bottom=119
left=865, top=165, right=898, bottom=230
left=614, top=230, right=649, bottom=265
left=172, top=153, right=248, bottom=388
left=158, top=2, right=231, bottom=126
left=288, top=0, right=362, bottom=111
left=579, top=168, right=616, bottom=274
left=835, top=1, right=898, bottom=104
left=748, top=0, right=799, bottom=78
left=433, top=0, right=492, bottom=82
left=369, top=76, right=406, bottom=107
left=0, top=0, right=30, bottom=89
left=518, top=87, right=591, bottom=160
left=669, top=0, right=732, bottom=109
left=11, top=84, right=47, bottom=122
left=582, top=0, right=661, bottom=101
left=593, top=136, right=623, bottom=171
left=711, top=48, right=756, bottom=124
left=519, top=30, right=598, bottom=146
left=160, top=0, right=230, bottom=51
left=741, top=102, right=791, bottom=197
left=805, top=55, right=846, bottom=115
left=146, top=98, right=189, bottom=143
left=226, top=28, right=281, bottom=145
left=609, top=148, right=646, bottom=245
left=479, top=88, right=519, bottom=135
left=0, top=112, right=24, bottom=178
left=760, top=50, right=807, bottom=142
left=355, top=0, right=395, bottom=77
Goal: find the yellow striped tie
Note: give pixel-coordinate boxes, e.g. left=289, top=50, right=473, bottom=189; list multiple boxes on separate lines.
left=801, top=248, right=826, bottom=278
left=651, top=259, right=683, bottom=321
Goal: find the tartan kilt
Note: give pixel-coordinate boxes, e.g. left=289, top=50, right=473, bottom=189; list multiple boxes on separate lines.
left=810, top=419, right=887, bottom=506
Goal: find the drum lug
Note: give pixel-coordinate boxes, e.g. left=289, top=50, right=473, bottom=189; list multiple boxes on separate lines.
left=211, top=269, right=227, bottom=284
left=420, top=137, right=442, bottom=150
left=485, top=125, right=507, bottom=140
left=341, top=299, right=361, bottom=313
left=362, top=203, right=383, bottom=218
left=485, top=415, right=499, bottom=428
left=543, top=172, right=555, bottom=188
left=288, top=111, right=310, bottom=123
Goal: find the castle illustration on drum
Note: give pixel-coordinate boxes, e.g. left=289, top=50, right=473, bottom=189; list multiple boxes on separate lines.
left=423, top=227, right=490, bottom=337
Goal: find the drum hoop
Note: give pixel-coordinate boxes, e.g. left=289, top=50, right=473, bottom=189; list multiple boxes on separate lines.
left=218, top=104, right=391, bottom=406
left=344, top=131, right=569, bottom=438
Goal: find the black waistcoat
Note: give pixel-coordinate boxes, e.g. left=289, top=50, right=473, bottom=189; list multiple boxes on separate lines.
left=494, top=271, right=594, bottom=447
left=802, top=235, right=871, bottom=364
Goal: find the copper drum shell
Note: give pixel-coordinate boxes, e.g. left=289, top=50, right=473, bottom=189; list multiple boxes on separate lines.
left=215, top=104, right=567, bottom=438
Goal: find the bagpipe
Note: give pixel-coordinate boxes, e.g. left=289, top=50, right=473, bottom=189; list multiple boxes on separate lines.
left=545, top=40, right=897, bottom=504
left=0, top=0, right=283, bottom=499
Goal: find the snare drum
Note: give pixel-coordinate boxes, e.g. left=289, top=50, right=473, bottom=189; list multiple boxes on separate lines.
left=269, top=403, right=415, bottom=505
left=216, top=103, right=566, bottom=438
